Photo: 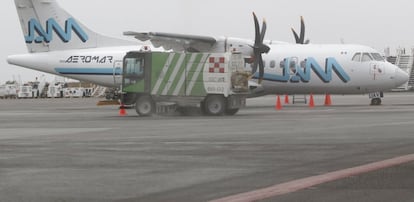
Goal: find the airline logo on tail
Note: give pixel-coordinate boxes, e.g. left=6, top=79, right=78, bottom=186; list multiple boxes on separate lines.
left=25, top=18, right=88, bottom=44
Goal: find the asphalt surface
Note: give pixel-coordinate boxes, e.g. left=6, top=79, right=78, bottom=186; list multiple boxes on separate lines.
left=1, top=93, right=414, bottom=202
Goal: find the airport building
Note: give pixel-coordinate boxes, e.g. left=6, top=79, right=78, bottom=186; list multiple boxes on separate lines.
left=386, top=48, right=414, bottom=91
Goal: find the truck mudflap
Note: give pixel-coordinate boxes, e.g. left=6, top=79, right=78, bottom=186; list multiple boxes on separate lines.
left=227, top=95, right=247, bottom=109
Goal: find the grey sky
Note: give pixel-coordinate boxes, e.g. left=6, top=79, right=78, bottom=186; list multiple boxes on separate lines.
left=1, top=0, right=414, bottom=83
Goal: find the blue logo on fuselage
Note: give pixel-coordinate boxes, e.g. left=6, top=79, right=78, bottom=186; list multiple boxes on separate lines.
left=260, top=57, right=351, bottom=83
left=25, top=18, right=88, bottom=44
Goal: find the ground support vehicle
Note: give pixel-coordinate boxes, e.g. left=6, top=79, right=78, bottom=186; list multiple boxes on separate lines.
left=121, top=51, right=250, bottom=116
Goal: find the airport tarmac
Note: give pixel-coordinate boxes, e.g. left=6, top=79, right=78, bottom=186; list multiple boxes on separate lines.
left=1, top=93, right=414, bottom=202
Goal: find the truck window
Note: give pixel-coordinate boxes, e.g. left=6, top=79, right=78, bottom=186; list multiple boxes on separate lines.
left=125, top=58, right=144, bottom=77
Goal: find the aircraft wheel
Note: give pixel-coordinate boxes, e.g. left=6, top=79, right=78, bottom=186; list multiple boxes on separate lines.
left=135, top=95, right=154, bottom=116
left=204, top=95, right=225, bottom=116
left=370, top=98, right=382, bottom=106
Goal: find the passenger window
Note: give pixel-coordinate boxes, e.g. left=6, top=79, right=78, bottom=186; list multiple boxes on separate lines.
left=300, top=60, right=306, bottom=68
left=290, top=57, right=298, bottom=69
left=280, top=59, right=286, bottom=68
left=270, top=60, right=276, bottom=68
left=361, top=53, right=373, bottom=62
left=352, top=53, right=361, bottom=62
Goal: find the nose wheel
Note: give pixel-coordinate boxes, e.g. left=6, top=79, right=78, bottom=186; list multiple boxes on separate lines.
left=370, top=98, right=382, bottom=106
left=369, top=92, right=383, bottom=106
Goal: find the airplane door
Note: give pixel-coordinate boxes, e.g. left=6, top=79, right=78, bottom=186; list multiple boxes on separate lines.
left=113, top=60, right=123, bottom=86
left=369, top=62, right=385, bottom=80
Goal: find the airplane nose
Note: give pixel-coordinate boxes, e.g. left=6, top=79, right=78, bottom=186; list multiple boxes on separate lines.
left=394, top=66, right=409, bottom=86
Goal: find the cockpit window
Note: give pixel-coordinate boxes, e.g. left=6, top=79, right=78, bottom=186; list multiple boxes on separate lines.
left=352, top=52, right=384, bottom=62
left=361, top=53, right=373, bottom=62
left=352, top=53, right=361, bottom=62
left=371, top=53, right=384, bottom=61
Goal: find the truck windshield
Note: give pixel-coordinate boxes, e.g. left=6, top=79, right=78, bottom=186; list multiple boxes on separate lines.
left=125, top=58, right=144, bottom=77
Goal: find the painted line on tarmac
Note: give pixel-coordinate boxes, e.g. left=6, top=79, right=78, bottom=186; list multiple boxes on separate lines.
left=210, top=154, right=414, bottom=202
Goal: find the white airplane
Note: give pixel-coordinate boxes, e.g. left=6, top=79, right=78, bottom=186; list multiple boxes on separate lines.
left=8, top=0, right=409, bottom=105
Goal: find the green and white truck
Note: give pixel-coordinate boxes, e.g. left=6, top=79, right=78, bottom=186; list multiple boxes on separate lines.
left=120, top=51, right=250, bottom=116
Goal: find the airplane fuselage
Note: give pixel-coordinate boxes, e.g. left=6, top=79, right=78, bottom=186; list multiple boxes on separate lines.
left=8, top=43, right=408, bottom=95
left=258, top=44, right=407, bottom=94
left=8, top=46, right=138, bottom=87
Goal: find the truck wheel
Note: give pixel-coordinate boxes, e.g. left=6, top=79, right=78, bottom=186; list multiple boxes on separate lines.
left=225, top=108, right=239, bottom=116
left=135, top=95, right=154, bottom=116
left=204, top=95, right=225, bottom=116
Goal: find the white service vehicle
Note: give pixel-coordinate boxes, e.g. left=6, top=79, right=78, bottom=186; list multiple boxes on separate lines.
left=17, top=85, right=33, bottom=98
left=1, top=85, right=18, bottom=99
left=64, top=87, right=85, bottom=98
left=0, top=85, right=5, bottom=99
left=47, top=83, right=64, bottom=98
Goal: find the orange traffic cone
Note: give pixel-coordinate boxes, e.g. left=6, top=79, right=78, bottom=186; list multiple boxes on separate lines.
left=119, top=104, right=127, bottom=116
left=324, top=93, right=332, bottom=106
left=276, top=95, right=282, bottom=110
left=284, top=94, right=290, bottom=104
left=309, top=94, right=315, bottom=108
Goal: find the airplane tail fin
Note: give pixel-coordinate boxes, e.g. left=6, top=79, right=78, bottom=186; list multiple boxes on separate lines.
left=14, top=0, right=135, bottom=53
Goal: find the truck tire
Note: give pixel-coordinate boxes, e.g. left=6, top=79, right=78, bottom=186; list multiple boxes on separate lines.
left=135, top=95, right=154, bottom=116
left=204, top=95, right=225, bottom=116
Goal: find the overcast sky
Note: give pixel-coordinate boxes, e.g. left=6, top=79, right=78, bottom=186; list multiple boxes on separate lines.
left=1, top=0, right=414, bottom=83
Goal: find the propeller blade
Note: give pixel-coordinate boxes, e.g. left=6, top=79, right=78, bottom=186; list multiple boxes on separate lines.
left=258, top=54, right=264, bottom=84
left=253, top=12, right=261, bottom=46
left=251, top=59, right=258, bottom=74
left=292, top=28, right=300, bottom=44
left=292, top=16, right=306, bottom=44
left=260, top=19, right=267, bottom=43
left=299, top=16, right=305, bottom=44
left=251, top=12, right=271, bottom=84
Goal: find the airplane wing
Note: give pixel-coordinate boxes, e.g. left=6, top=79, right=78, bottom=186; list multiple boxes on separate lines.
left=124, top=31, right=217, bottom=52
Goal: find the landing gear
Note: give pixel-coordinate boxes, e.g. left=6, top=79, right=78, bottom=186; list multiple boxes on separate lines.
left=369, top=92, right=383, bottom=106
left=370, top=98, right=382, bottom=106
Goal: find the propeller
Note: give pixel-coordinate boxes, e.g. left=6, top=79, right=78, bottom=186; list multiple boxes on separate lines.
left=291, top=16, right=309, bottom=44
left=251, top=12, right=270, bottom=84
